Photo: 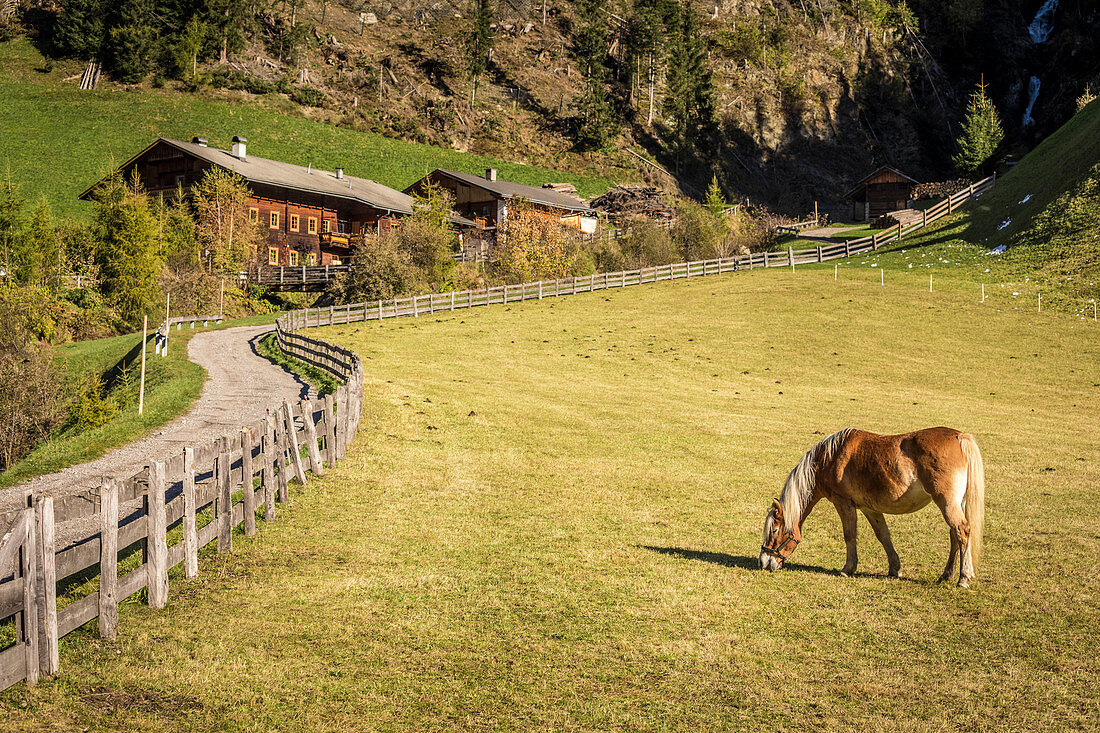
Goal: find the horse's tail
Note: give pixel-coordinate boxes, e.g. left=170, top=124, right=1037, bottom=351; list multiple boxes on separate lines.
left=958, top=433, right=985, bottom=567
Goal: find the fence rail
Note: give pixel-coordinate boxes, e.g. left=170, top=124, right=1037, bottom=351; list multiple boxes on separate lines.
left=255, top=265, right=352, bottom=291
left=0, top=316, right=363, bottom=693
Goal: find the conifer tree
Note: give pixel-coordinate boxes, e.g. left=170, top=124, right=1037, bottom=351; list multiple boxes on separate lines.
left=466, top=0, right=494, bottom=104
left=663, top=1, right=715, bottom=151
left=11, top=201, right=53, bottom=286
left=0, top=175, right=25, bottom=282
left=705, top=175, right=726, bottom=218
left=953, top=80, right=1004, bottom=175
left=191, top=167, right=259, bottom=273
left=108, top=0, right=158, bottom=83
left=53, top=0, right=108, bottom=60
left=625, top=0, right=667, bottom=125
left=93, top=173, right=161, bottom=325
left=573, top=0, right=618, bottom=149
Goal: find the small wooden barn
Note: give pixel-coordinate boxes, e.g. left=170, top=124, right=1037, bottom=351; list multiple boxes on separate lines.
left=843, top=166, right=919, bottom=221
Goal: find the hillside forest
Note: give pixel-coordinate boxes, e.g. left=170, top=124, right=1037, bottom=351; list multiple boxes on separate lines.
left=4, top=0, right=1098, bottom=207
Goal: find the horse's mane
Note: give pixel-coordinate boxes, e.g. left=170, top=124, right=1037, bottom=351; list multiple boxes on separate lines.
left=779, top=428, right=855, bottom=530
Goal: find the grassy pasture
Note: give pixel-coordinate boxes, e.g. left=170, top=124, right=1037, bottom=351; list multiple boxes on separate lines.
left=2, top=266, right=1098, bottom=730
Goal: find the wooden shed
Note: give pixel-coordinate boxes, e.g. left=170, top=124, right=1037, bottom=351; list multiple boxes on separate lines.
left=843, top=166, right=919, bottom=221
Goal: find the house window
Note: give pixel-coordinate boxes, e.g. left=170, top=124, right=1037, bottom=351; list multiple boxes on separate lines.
left=175, top=175, right=185, bottom=187
left=249, top=208, right=259, bottom=224
left=307, top=253, right=317, bottom=266
left=337, top=219, right=349, bottom=234
left=268, top=247, right=279, bottom=265
left=290, top=214, right=299, bottom=232
left=270, top=211, right=280, bottom=229
left=321, top=219, right=331, bottom=233
left=307, top=217, right=317, bottom=234
left=331, top=256, right=341, bottom=265
left=289, top=250, right=299, bottom=266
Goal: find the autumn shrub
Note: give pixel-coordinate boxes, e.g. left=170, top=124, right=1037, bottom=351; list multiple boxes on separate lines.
left=494, top=207, right=574, bottom=282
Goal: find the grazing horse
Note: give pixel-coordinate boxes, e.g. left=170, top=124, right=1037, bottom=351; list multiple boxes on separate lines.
left=758, top=427, right=985, bottom=587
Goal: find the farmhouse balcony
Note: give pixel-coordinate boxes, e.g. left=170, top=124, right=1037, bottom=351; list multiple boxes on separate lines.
left=318, top=231, right=366, bottom=248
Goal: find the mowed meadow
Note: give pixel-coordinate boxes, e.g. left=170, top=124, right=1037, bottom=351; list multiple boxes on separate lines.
left=3, top=267, right=1098, bottom=730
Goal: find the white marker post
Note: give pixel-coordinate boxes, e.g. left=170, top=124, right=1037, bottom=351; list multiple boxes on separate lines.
left=982, top=283, right=985, bottom=303
left=929, top=274, right=933, bottom=293
left=138, top=315, right=147, bottom=415
left=880, top=269, right=884, bottom=287
left=1093, top=299, right=1097, bottom=321
left=163, top=292, right=170, bottom=357
left=834, top=264, right=837, bottom=281
left=1038, top=292, right=1042, bottom=312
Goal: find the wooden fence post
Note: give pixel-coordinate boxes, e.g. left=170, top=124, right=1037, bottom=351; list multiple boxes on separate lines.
left=336, top=387, right=349, bottom=460
left=21, top=508, right=39, bottom=686
left=274, top=414, right=289, bottom=504
left=182, top=447, right=198, bottom=578
left=845, top=241, right=851, bottom=257
left=284, top=400, right=307, bottom=485
left=35, top=496, right=58, bottom=675
left=217, top=444, right=232, bottom=553
left=262, top=417, right=276, bottom=521
left=241, top=427, right=256, bottom=536
left=99, top=479, right=119, bottom=639
left=147, top=460, right=168, bottom=608
left=764, top=251, right=769, bottom=267
left=300, top=400, right=324, bottom=475
left=817, top=246, right=823, bottom=263
left=872, top=233, right=878, bottom=250
left=323, top=393, right=337, bottom=468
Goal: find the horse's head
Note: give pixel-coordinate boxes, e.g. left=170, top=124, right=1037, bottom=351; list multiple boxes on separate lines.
left=759, top=499, right=801, bottom=571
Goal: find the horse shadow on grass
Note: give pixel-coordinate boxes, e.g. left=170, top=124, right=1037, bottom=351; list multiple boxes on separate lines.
left=639, top=545, right=915, bottom=581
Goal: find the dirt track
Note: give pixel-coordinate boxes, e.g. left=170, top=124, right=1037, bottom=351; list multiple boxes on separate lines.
left=0, top=325, right=312, bottom=547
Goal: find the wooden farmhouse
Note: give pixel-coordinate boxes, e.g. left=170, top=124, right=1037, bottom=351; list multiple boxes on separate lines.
left=79, top=136, right=431, bottom=267
left=843, top=166, right=919, bottom=221
left=404, top=168, right=596, bottom=236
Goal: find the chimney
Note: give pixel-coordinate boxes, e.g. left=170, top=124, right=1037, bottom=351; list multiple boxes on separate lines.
left=486, top=168, right=497, bottom=182
left=232, top=135, right=247, bottom=160
left=192, top=136, right=208, bottom=147
left=336, top=167, right=344, bottom=180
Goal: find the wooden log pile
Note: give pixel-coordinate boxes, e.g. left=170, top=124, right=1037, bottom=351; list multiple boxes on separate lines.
left=589, top=185, right=675, bottom=221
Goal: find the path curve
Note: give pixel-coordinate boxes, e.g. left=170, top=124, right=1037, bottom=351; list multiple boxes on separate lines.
left=0, top=325, right=312, bottom=544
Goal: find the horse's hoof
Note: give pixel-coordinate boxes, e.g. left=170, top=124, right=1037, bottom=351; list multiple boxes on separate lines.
left=840, top=569, right=853, bottom=578
left=957, top=579, right=971, bottom=589
left=888, top=570, right=900, bottom=579
left=937, top=574, right=951, bottom=584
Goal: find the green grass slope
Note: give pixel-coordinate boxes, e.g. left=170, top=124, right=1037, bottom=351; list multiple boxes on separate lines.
left=851, top=99, right=1100, bottom=314
left=0, top=39, right=618, bottom=221
left=3, top=270, right=1095, bottom=729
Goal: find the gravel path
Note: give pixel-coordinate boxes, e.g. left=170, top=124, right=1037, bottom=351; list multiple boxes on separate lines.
left=0, top=325, right=312, bottom=547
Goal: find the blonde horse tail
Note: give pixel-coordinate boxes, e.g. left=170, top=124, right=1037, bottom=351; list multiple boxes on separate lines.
left=959, top=434, right=985, bottom=567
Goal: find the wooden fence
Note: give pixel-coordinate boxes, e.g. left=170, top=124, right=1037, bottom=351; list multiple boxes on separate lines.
left=254, top=264, right=352, bottom=291
left=154, top=314, right=224, bottom=356
left=0, top=316, right=363, bottom=692
left=278, top=174, right=996, bottom=329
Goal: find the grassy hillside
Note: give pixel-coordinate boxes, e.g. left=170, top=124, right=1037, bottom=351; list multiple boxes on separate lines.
left=842, top=99, right=1100, bottom=315
left=3, top=269, right=1095, bottom=729
left=0, top=38, right=620, bottom=222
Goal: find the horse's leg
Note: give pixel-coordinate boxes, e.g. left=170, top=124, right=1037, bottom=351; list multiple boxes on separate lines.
left=834, top=499, right=859, bottom=577
left=935, top=499, right=971, bottom=587
left=862, top=510, right=901, bottom=578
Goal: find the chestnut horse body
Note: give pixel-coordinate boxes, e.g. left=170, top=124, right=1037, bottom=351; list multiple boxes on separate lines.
left=759, top=427, right=985, bottom=587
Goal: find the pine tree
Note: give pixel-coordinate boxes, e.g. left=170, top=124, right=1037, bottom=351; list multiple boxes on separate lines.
left=625, top=0, right=666, bottom=125
left=53, top=0, right=108, bottom=60
left=108, top=0, right=158, bottom=83
left=705, top=175, right=726, bottom=218
left=466, top=0, right=494, bottom=105
left=93, top=173, right=161, bottom=326
left=953, top=80, right=1004, bottom=175
left=663, top=1, right=715, bottom=151
left=573, top=0, right=618, bottom=149
left=11, top=200, right=53, bottom=286
left=0, top=174, right=25, bottom=282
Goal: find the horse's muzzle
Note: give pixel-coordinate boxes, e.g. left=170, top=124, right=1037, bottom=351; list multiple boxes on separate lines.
left=759, top=552, right=781, bottom=572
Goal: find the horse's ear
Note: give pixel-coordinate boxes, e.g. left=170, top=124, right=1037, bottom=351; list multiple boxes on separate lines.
left=771, top=499, right=783, bottom=517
